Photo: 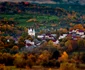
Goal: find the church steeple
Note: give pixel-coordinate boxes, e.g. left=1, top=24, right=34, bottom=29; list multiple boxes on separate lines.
left=28, top=27, right=35, bottom=36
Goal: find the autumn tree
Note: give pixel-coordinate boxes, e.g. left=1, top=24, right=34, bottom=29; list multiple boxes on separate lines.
left=77, top=39, right=85, bottom=48
left=73, top=24, right=84, bottom=30
left=2, top=53, right=14, bottom=66
left=18, top=37, right=25, bottom=48
left=13, top=54, right=26, bottom=68
left=81, top=53, right=85, bottom=63
left=0, top=41, right=4, bottom=49
left=0, top=53, right=3, bottom=64
left=58, top=51, right=68, bottom=62
left=51, top=50, right=61, bottom=60
left=7, top=38, right=15, bottom=48
left=59, top=62, right=77, bottom=70
left=47, top=40, right=54, bottom=47
left=65, top=40, right=73, bottom=52
left=10, top=45, right=19, bottom=54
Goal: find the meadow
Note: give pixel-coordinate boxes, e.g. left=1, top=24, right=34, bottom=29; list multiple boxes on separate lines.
left=0, top=13, right=59, bottom=27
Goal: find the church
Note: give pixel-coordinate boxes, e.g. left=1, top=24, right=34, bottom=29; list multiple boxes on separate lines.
left=28, top=28, right=35, bottom=36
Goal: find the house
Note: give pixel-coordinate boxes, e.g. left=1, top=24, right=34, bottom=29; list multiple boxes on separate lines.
left=45, top=35, right=54, bottom=40
left=69, top=29, right=78, bottom=34
left=72, top=36, right=78, bottom=40
left=51, top=34, right=57, bottom=37
left=37, top=35, right=44, bottom=39
left=58, top=34, right=67, bottom=40
left=69, top=29, right=84, bottom=36
left=25, top=39, right=35, bottom=48
left=77, top=30, right=84, bottom=36
left=81, top=35, right=85, bottom=38
left=72, top=30, right=77, bottom=33
left=55, top=40, right=60, bottom=44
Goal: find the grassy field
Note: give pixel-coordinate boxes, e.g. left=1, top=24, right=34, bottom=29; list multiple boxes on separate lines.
left=0, top=14, right=59, bottom=27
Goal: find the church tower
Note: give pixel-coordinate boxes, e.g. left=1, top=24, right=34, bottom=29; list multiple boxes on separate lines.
left=28, top=28, right=35, bottom=36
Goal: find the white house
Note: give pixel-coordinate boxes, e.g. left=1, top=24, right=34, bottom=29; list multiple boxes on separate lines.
left=25, top=39, right=35, bottom=48
left=55, top=40, right=59, bottom=44
left=51, top=34, right=57, bottom=37
left=58, top=34, right=67, bottom=40
left=81, top=35, right=85, bottom=38
left=37, top=35, right=44, bottom=39
left=72, top=30, right=77, bottom=33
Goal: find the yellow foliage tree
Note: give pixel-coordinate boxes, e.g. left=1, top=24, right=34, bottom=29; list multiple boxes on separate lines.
left=58, top=51, right=68, bottom=62
left=48, top=40, right=54, bottom=47
left=65, top=40, right=73, bottom=52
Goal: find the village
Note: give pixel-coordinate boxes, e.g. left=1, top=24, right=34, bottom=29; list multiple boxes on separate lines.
left=22, top=24, right=85, bottom=52
left=0, top=23, right=85, bottom=70
left=0, top=1, right=85, bottom=70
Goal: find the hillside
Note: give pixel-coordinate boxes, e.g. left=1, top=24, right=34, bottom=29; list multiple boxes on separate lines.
left=37, top=4, right=85, bottom=14
left=0, top=2, right=68, bottom=16
left=0, top=2, right=85, bottom=32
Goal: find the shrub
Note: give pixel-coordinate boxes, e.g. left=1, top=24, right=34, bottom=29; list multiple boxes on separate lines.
left=42, top=60, right=49, bottom=67
left=42, top=59, right=60, bottom=68
left=26, top=59, right=34, bottom=68
left=13, top=55, right=26, bottom=68
left=0, top=64, right=5, bottom=70
left=59, top=62, right=77, bottom=70
left=2, top=53, right=14, bottom=66
left=55, top=61, right=60, bottom=68
left=81, top=53, right=85, bottom=63
left=0, top=53, right=3, bottom=64
left=51, top=50, right=61, bottom=60
left=10, top=45, right=19, bottom=54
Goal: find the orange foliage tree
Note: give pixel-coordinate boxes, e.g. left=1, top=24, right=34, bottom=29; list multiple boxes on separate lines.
left=73, top=24, right=84, bottom=30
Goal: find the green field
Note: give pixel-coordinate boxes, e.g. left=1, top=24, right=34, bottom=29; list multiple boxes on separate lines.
left=0, top=14, right=59, bottom=27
